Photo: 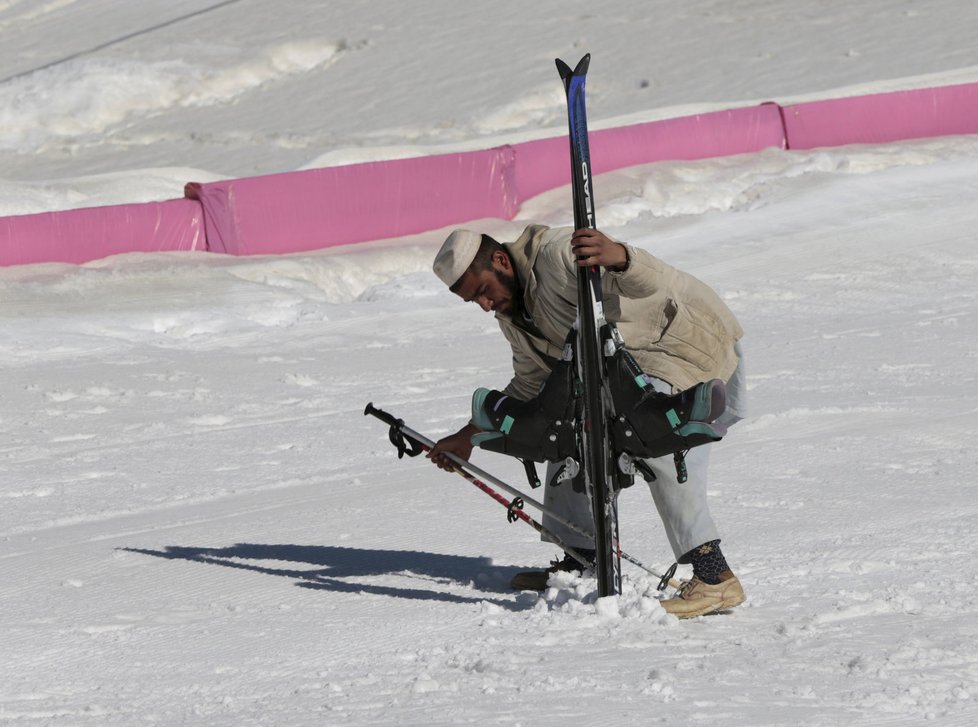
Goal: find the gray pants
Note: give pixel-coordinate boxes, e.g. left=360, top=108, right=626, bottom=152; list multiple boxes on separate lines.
left=542, top=343, right=747, bottom=563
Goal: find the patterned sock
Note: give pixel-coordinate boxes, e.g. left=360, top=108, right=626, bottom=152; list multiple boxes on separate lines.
left=688, top=540, right=730, bottom=585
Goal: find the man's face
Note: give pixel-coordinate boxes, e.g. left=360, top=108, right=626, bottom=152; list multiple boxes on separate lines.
left=453, top=252, right=520, bottom=316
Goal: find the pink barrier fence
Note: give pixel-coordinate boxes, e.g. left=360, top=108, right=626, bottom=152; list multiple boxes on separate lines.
left=783, top=82, right=978, bottom=149
left=185, top=147, right=517, bottom=256
left=3, top=80, right=978, bottom=266
left=183, top=104, right=786, bottom=257
left=0, top=199, right=204, bottom=267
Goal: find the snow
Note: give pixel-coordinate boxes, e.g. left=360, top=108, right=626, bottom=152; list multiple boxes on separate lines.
left=2, top=1, right=978, bottom=725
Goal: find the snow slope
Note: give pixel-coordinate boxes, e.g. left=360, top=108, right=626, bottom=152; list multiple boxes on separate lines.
left=2, top=2, right=978, bottom=725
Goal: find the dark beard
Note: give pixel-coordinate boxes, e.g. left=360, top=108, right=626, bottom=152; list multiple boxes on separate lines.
left=493, top=266, right=522, bottom=315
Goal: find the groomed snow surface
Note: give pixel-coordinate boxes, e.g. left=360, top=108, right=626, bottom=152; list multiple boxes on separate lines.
left=3, top=2, right=978, bottom=725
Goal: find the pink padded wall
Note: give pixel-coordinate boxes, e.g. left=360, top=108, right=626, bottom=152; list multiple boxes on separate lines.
left=782, top=83, right=978, bottom=149
left=0, top=199, right=204, bottom=267
left=185, top=147, right=517, bottom=255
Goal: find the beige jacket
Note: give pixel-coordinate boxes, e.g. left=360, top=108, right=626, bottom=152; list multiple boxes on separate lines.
left=495, top=224, right=743, bottom=400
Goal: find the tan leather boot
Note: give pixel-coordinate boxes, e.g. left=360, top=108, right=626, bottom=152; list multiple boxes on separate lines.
left=660, top=570, right=745, bottom=618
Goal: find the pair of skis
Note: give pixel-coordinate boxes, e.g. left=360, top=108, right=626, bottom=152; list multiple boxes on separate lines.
left=366, top=55, right=628, bottom=597
left=556, top=54, right=622, bottom=597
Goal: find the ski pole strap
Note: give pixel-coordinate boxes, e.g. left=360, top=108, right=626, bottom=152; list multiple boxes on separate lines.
left=364, top=402, right=424, bottom=459
left=389, top=424, right=424, bottom=459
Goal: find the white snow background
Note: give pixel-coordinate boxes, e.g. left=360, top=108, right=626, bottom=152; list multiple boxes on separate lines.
left=2, top=1, right=978, bottom=725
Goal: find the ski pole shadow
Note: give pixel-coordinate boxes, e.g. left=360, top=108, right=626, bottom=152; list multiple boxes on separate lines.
left=122, top=543, right=533, bottom=610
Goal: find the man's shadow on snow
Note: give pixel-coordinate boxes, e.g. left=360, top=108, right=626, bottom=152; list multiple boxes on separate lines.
left=123, top=543, right=536, bottom=610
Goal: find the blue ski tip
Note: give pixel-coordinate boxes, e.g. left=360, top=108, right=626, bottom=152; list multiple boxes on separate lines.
left=555, top=53, right=590, bottom=80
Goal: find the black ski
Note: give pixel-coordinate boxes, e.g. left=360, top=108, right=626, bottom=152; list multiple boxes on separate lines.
left=556, top=54, right=622, bottom=597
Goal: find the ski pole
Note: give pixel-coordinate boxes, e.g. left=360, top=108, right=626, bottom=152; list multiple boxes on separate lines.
left=364, top=402, right=593, bottom=569
left=364, top=403, right=681, bottom=588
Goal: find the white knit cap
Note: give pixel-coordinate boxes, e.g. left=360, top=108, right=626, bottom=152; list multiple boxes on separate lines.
left=433, top=229, right=482, bottom=287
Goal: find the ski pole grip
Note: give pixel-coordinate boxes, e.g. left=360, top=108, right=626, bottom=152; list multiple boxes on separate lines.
left=363, top=402, right=399, bottom=428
